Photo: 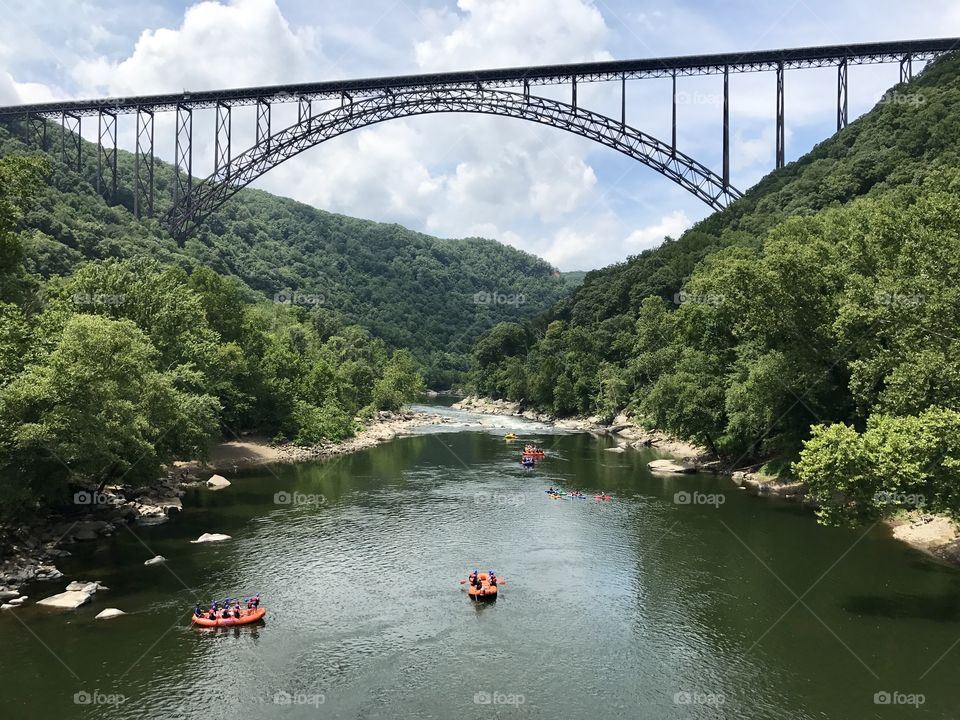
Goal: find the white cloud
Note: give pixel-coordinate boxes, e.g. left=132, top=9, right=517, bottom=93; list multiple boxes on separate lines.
left=72, top=0, right=326, bottom=95
left=415, top=0, right=612, bottom=70
left=625, top=210, right=692, bottom=249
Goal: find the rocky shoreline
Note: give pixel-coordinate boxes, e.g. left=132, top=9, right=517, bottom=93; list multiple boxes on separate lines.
left=0, top=410, right=450, bottom=603
left=451, top=396, right=960, bottom=566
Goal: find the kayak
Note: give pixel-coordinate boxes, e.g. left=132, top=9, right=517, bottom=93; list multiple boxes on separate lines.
left=593, top=495, right=612, bottom=501
left=504, top=433, right=517, bottom=440
left=549, top=494, right=563, bottom=500
left=191, top=607, right=266, bottom=627
left=567, top=495, right=586, bottom=500
left=466, top=572, right=499, bottom=602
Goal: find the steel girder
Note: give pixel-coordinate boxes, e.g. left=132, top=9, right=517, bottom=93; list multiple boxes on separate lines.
left=837, top=59, right=849, bottom=131
left=134, top=107, right=154, bottom=217
left=61, top=112, right=81, bottom=171
left=174, top=104, right=193, bottom=210
left=27, top=114, right=47, bottom=150
left=776, top=62, right=785, bottom=169
left=97, top=110, right=117, bottom=201
left=4, top=38, right=956, bottom=120
left=167, top=88, right=742, bottom=240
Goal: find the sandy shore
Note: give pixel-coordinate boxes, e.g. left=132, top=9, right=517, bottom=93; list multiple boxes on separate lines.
left=182, top=410, right=453, bottom=473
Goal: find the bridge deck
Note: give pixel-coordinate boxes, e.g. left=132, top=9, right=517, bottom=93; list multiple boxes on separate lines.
left=1, top=38, right=957, bottom=119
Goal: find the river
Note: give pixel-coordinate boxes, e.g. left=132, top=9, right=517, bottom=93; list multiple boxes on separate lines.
left=2, top=403, right=959, bottom=719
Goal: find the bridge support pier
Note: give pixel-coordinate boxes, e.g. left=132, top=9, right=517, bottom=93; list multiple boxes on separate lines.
left=61, top=111, right=81, bottom=172
left=298, top=96, right=312, bottom=130
left=671, top=71, right=677, bottom=156
left=837, top=58, right=849, bottom=131
left=27, top=114, right=47, bottom=151
left=97, top=110, right=117, bottom=202
left=900, top=54, right=913, bottom=83
left=256, top=99, right=271, bottom=152
left=722, top=66, right=730, bottom=188
left=215, top=101, right=232, bottom=179
left=776, top=61, right=785, bottom=169
left=174, top=104, right=193, bottom=212
left=134, top=108, right=154, bottom=218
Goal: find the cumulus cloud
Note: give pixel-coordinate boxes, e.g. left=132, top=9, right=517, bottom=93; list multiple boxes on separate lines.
left=625, top=210, right=692, bottom=249
left=72, top=0, right=325, bottom=94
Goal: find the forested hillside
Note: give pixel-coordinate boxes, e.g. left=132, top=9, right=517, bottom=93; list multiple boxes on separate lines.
left=0, top=123, right=576, bottom=386
left=468, top=52, right=960, bottom=524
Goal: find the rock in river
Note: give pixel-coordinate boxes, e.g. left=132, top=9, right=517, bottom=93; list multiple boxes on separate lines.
left=144, top=555, right=166, bottom=566
left=191, top=533, right=232, bottom=544
left=206, top=474, right=231, bottom=490
left=95, top=608, right=126, bottom=620
left=647, top=459, right=696, bottom=474
left=37, top=586, right=97, bottom=610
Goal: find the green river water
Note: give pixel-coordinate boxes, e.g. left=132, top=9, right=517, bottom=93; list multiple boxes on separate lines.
left=2, top=403, right=959, bottom=719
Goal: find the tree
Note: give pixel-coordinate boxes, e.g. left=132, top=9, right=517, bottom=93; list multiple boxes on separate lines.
left=0, top=315, right=219, bottom=497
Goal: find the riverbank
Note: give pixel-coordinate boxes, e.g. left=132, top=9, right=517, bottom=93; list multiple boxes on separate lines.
left=451, top=396, right=709, bottom=461
left=451, top=397, right=960, bottom=566
left=0, top=409, right=450, bottom=599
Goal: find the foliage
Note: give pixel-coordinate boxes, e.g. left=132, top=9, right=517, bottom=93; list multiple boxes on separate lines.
left=467, top=53, right=960, bottom=526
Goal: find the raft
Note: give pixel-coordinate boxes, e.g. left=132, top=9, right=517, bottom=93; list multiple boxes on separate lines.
left=191, top=607, right=266, bottom=627
left=466, top=572, right=499, bottom=602
left=504, top=433, right=517, bottom=440
left=593, top=495, right=612, bottom=501
left=523, top=447, right=545, bottom=457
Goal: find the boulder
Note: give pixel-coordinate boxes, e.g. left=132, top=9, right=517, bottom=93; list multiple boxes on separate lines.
left=144, top=555, right=166, bottom=566
left=95, top=608, right=126, bottom=620
left=35, top=565, right=63, bottom=581
left=0, top=590, right=20, bottom=601
left=1, top=603, right=15, bottom=610
left=605, top=446, right=626, bottom=453
left=8, top=595, right=27, bottom=606
left=647, top=459, right=696, bottom=474
left=731, top=471, right=747, bottom=486
left=206, top=474, right=231, bottom=490
left=191, top=533, right=232, bottom=544
left=36, top=589, right=94, bottom=610
left=65, top=581, right=102, bottom=594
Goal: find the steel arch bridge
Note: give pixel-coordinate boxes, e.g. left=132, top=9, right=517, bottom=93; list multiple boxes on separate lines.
left=0, top=37, right=957, bottom=240
left=171, top=88, right=739, bottom=238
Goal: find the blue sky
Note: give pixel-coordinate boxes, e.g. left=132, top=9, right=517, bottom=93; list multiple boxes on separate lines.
left=2, top=0, right=959, bottom=269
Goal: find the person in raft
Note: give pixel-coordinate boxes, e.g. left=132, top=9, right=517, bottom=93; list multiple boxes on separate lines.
left=488, top=571, right=498, bottom=587
left=194, top=604, right=204, bottom=618
left=252, top=595, right=260, bottom=609
left=468, top=570, right=478, bottom=586
left=233, top=603, right=242, bottom=619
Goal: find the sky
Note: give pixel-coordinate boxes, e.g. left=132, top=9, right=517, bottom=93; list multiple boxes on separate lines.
left=1, top=0, right=959, bottom=270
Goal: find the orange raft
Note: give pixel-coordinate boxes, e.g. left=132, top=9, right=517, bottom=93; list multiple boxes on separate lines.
left=466, top=572, right=499, bottom=602
left=191, top=606, right=266, bottom=628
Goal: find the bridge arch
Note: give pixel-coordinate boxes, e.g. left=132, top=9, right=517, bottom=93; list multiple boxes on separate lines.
left=167, top=88, right=743, bottom=239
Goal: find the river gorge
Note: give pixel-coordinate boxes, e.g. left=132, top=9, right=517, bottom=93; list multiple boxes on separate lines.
left=2, top=402, right=958, bottom=719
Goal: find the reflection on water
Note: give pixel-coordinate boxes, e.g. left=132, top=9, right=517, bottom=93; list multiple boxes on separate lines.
left=2, top=409, right=959, bottom=719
